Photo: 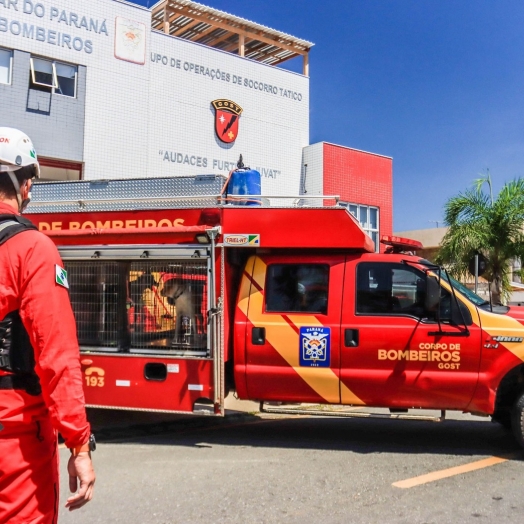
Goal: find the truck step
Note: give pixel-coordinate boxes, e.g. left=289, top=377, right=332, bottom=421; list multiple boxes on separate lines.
left=259, top=402, right=446, bottom=422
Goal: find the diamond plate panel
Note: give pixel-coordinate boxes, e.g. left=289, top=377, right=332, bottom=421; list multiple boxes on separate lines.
left=26, top=175, right=228, bottom=214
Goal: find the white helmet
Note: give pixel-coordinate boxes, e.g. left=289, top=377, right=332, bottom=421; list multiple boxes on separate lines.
left=0, top=127, right=40, bottom=177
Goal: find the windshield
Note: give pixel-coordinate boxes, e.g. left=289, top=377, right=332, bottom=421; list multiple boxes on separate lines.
left=439, top=273, right=488, bottom=307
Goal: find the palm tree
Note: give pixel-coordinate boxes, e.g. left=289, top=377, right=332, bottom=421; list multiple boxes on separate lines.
left=436, top=173, right=524, bottom=305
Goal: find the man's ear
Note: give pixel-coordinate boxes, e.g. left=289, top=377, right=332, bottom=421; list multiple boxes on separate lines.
left=21, top=178, right=32, bottom=195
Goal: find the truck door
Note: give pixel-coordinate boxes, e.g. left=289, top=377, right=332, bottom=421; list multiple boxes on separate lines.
left=237, top=255, right=349, bottom=404
left=340, top=258, right=482, bottom=410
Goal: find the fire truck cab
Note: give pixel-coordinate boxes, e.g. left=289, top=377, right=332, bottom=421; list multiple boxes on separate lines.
left=26, top=174, right=524, bottom=448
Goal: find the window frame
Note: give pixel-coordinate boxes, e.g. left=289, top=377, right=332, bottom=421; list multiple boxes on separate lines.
left=29, top=56, right=77, bottom=98
left=30, top=56, right=58, bottom=89
left=60, top=253, right=213, bottom=356
left=0, top=47, right=13, bottom=86
left=354, top=261, right=472, bottom=325
left=54, top=61, right=78, bottom=97
left=340, top=202, right=380, bottom=252
left=264, top=263, right=330, bottom=315
left=355, top=261, right=429, bottom=318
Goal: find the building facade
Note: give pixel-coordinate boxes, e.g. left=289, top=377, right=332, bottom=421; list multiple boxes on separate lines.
left=0, top=0, right=392, bottom=248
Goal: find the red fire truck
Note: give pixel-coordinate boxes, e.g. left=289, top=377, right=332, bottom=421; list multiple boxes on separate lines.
left=26, top=173, right=524, bottom=447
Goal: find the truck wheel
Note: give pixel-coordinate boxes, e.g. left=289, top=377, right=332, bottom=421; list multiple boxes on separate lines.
left=492, top=409, right=512, bottom=430
left=511, top=392, right=524, bottom=447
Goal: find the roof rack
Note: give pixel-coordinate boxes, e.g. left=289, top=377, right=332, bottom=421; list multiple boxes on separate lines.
left=26, top=175, right=227, bottom=214
left=26, top=175, right=341, bottom=214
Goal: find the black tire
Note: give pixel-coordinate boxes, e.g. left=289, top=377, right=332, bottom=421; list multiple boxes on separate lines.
left=492, top=409, right=512, bottom=431
left=511, top=391, right=524, bottom=447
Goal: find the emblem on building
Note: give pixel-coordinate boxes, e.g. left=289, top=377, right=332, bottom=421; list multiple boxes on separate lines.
left=114, top=17, right=147, bottom=65
left=211, top=100, right=243, bottom=144
left=299, top=327, right=331, bottom=367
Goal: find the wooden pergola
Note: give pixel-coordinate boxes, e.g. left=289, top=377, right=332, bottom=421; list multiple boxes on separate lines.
left=150, top=0, right=313, bottom=76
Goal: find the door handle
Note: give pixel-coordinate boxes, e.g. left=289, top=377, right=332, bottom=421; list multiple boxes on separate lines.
left=252, top=327, right=266, bottom=345
left=344, top=328, right=359, bottom=347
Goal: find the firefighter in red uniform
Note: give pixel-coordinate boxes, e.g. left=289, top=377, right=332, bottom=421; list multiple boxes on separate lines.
left=0, top=128, right=95, bottom=523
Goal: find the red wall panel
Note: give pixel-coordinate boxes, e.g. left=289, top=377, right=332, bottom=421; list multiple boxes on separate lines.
left=323, top=143, right=393, bottom=251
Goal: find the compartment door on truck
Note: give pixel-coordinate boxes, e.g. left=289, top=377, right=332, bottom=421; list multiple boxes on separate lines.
left=236, top=255, right=345, bottom=404
left=59, top=248, right=214, bottom=414
left=340, top=258, right=482, bottom=410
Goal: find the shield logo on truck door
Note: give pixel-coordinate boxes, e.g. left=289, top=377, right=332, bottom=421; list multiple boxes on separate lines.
left=211, top=99, right=243, bottom=144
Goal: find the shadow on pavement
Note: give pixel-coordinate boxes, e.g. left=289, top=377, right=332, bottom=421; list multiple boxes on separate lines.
left=87, top=407, right=524, bottom=460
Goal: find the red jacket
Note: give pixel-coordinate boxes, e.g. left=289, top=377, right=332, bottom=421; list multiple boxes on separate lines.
left=0, top=202, right=90, bottom=448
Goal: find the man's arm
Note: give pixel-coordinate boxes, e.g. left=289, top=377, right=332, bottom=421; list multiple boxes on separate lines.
left=16, top=232, right=95, bottom=507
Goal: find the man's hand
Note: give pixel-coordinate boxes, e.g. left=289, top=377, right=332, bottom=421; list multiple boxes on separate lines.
left=65, top=452, right=96, bottom=511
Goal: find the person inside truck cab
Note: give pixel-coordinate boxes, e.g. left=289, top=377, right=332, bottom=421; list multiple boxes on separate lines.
left=0, top=127, right=95, bottom=522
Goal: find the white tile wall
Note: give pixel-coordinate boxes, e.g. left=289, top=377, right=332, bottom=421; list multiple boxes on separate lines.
left=0, top=0, right=310, bottom=196
left=148, top=32, right=309, bottom=197
left=302, top=142, right=324, bottom=196
left=0, top=0, right=151, bottom=176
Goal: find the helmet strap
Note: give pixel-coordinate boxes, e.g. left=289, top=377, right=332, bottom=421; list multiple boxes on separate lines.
left=6, top=170, right=23, bottom=212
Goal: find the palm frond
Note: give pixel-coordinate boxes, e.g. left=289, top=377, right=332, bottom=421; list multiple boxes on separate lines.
left=436, top=175, right=524, bottom=303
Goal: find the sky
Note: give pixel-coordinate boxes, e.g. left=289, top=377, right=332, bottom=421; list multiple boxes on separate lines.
left=130, top=0, right=524, bottom=232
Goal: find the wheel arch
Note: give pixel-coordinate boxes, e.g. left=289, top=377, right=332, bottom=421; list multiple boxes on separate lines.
left=493, top=364, right=524, bottom=421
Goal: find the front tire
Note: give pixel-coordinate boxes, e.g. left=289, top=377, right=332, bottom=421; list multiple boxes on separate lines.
left=492, top=409, right=512, bottom=431
left=511, top=392, right=524, bottom=447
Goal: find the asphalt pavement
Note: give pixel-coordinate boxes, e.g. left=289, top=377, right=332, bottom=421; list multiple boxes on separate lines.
left=56, top=399, right=524, bottom=524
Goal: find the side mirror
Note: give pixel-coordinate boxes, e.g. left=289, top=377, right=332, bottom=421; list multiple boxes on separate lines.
left=425, top=276, right=440, bottom=312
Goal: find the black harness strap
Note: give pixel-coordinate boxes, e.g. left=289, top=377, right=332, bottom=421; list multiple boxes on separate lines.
left=0, top=374, right=41, bottom=395
left=0, top=214, right=38, bottom=244
left=0, top=214, right=41, bottom=396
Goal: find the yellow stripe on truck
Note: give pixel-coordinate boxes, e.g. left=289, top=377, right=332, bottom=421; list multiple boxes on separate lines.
left=251, top=255, right=267, bottom=289
left=238, top=256, right=364, bottom=405
left=438, top=276, right=524, bottom=362
left=237, top=256, right=256, bottom=310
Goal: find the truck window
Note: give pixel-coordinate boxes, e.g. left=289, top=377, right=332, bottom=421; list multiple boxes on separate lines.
left=66, top=261, right=125, bottom=348
left=128, top=261, right=207, bottom=351
left=265, top=264, right=329, bottom=314
left=356, top=262, right=428, bottom=317
left=64, top=260, right=208, bottom=353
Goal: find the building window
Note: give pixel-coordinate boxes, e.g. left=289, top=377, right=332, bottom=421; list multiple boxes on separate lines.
left=0, top=48, right=13, bottom=85
left=38, top=158, right=82, bottom=181
left=29, top=56, right=77, bottom=97
left=341, top=202, right=380, bottom=251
